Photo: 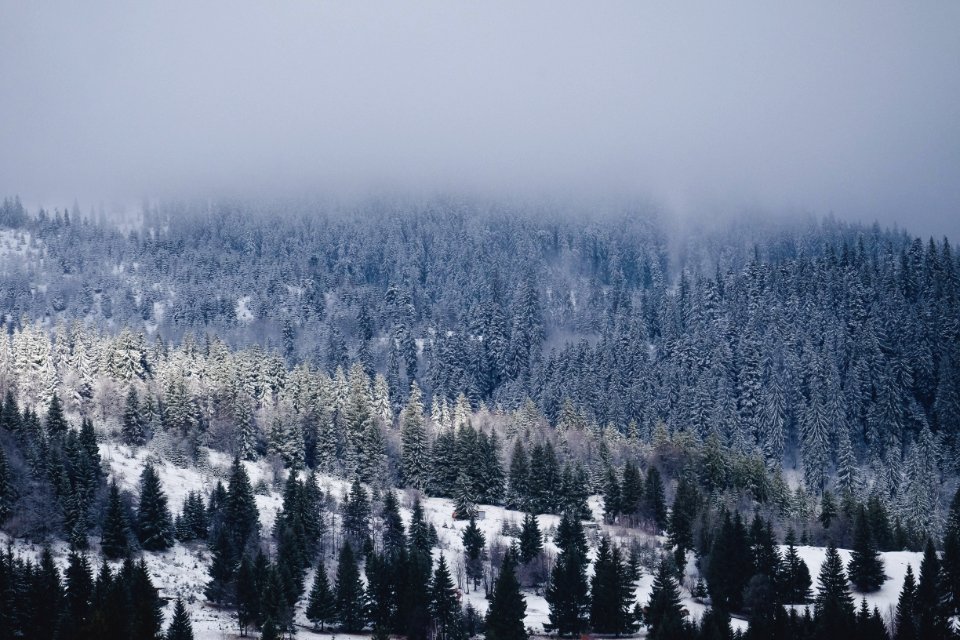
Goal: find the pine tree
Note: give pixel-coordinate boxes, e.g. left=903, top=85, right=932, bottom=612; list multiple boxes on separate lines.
left=224, top=457, right=260, bottom=556
left=620, top=460, right=644, bottom=520
left=815, top=541, right=855, bottom=639
left=915, top=538, right=949, bottom=640
left=644, top=467, right=667, bottom=530
left=101, top=480, right=130, bottom=559
left=136, top=463, right=174, bottom=551
left=895, top=565, right=917, bottom=640
left=819, top=490, right=838, bottom=529
left=306, top=562, right=336, bottom=631
left=381, top=489, right=407, bottom=558
left=122, top=386, right=146, bottom=446
left=779, top=529, right=812, bottom=604
left=205, top=527, right=236, bottom=605
left=45, top=393, right=68, bottom=439
left=545, top=520, right=590, bottom=637
left=430, top=555, right=463, bottom=640
left=486, top=549, right=527, bottom=640
left=462, top=514, right=486, bottom=591
left=342, top=477, right=371, bottom=547
left=0, top=444, right=15, bottom=523
left=165, top=598, right=194, bottom=640
left=848, top=506, right=886, bottom=592
left=401, top=382, right=429, bottom=490
left=235, top=555, right=258, bottom=636
left=603, top=466, right=622, bottom=523
left=941, top=486, right=960, bottom=614
left=334, top=542, right=368, bottom=632
left=589, top=537, right=634, bottom=634
left=518, top=513, right=543, bottom=564
left=645, top=558, right=686, bottom=640
left=505, top=439, right=530, bottom=511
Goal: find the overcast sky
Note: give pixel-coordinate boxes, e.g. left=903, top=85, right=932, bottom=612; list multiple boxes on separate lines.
left=1, top=1, right=958, bottom=238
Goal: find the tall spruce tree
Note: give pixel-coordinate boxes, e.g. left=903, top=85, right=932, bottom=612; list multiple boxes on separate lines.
left=430, top=555, right=463, bottom=640
left=136, top=463, right=174, bottom=551
left=306, top=561, right=336, bottom=631
left=486, top=549, right=527, bottom=640
left=915, top=539, right=949, bottom=640
left=165, top=598, right=194, bottom=640
left=848, top=506, right=886, bottom=592
left=334, top=542, right=368, bottom=632
left=645, top=558, right=687, bottom=640
left=101, top=480, right=130, bottom=559
left=518, top=513, right=543, bottom=564
left=815, top=541, right=855, bottom=639
left=589, top=537, right=635, bottom=635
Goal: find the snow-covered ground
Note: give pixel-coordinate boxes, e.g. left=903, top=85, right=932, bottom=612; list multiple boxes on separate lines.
left=0, top=443, right=929, bottom=638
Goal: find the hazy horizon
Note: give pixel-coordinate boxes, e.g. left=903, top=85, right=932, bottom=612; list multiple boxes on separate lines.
left=2, top=1, right=958, bottom=240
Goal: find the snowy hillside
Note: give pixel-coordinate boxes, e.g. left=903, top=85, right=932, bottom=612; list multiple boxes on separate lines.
left=0, top=440, right=931, bottom=639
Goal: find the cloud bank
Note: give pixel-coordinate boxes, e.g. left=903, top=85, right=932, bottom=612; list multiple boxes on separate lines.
left=1, top=1, right=958, bottom=237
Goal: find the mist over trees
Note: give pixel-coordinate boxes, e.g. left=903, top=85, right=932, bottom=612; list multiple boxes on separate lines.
left=1, top=197, right=959, bottom=639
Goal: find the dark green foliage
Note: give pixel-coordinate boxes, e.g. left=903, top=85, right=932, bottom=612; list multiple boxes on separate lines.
left=620, top=460, right=644, bottom=520
left=668, top=476, right=698, bottom=570
left=342, top=477, right=371, bottom=546
left=505, top=440, right=530, bottom=511
left=815, top=541, right=855, bottom=639
left=45, top=394, right=68, bottom=439
left=223, top=457, right=260, bottom=556
left=101, top=480, right=130, bottom=559
left=334, top=542, right=368, bottom=632
left=819, top=490, right=837, bottom=529
left=122, top=387, right=146, bottom=446
left=589, top=537, right=635, bottom=635
left=915, top=539, right=950, bottom=640
left=941, top=487, right=960, bottom=614
left=545, top=514, right=590, bottom=636
left=705, top=511, right=752, bottom=613
left=895, top=565, right=917, bottom=640
left=645, top=558, right=687, bottom=640
left=0, top=445, right=16, bottom=523
left=603, top=466, right=622, bottom=523
left=306, top=561, right=336, bottom=630
left=518, top=512, right=542, bottom=564
left=430, top=555, right=463, bottom=640
left=780, top=529, right=813, bottom=604
left=166, top=598, right=194, bottom=640
left=848, top=506, right=886, bottom=593
left=136, top=463, right=174, bottom=551
left=462, top=514, right=486, bottom=590
left=486, top=549, right=527, bottom=640
left=641, top=467, right=667, bottom=531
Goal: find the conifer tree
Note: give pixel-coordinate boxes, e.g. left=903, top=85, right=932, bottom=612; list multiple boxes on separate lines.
left=122, top=386, right=146, bottom=446
left=545, top=517, right=590, bottom=637
left=401, top=382, right=429, bottom=490
left=815, top=541, right=855, bottom=639
left=205, top=527, right=236, bottom=605
left=848, top=506, right=886, bottom=592
left=381, top=489, right=407, bottom=558
left=335, top=542, right=368, bottom=632
left=915, top=539, right=949, bottom=640
left=166, top=598, right=194, bottom=640
left=505, top=439, right=530, bottom=511
left=224, top=457, right=260, bottom=556
left=645, top=558, right=686, bottom=640
left=137, top=463, right=174, bottom=551
left=342, top=477, right=371, bottom=547
left=430, top=555, right=463, bottom=640
left=941, top=487, right=960, bottom=614
left=235, top=555, right=258, bottom=636
left=0, top=445, right=15, bottom=523
left=518, top=513, right=543, bottom=564
left=603, top=466, right=622, bottom=523
left=101, top=480, right=130, bottom=559
left=779, top=529, right=812, bottom=604
left=486, top=549, right=527, bottom=640
left=306, top=562, right=336, bottom=631
left=620, top=460, right=644, bottom=521
left=644, top=467, right=667, bottom=530
left=894, top=565, right=917, bottom=640
left=589, top=537, right=634, bottom=635
left=46, top=393, right=68, bottom=439
left=462, top=514, right=486, bottom=591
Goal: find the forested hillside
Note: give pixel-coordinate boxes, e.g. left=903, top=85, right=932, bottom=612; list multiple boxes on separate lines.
left=1, top=197, right=959, bottom=639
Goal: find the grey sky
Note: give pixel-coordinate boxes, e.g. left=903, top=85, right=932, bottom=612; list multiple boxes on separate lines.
left=1, top=1, right=958, bottom=239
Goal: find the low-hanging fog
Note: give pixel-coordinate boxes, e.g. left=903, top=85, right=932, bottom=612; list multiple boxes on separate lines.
left=1, top=1, right=958, bottom=239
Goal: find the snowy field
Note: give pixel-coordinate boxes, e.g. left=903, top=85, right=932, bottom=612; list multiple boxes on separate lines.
left=0, top=443, right=927, bottom=638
